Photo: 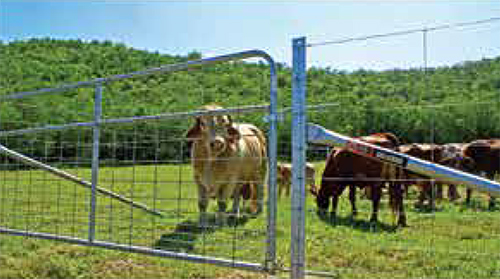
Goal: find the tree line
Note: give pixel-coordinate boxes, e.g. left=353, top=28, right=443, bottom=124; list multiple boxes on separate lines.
left=1, top=38, right=499, bottom=164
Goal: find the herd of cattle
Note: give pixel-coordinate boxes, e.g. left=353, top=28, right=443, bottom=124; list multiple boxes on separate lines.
left=186, top=105, right=500, bottom=227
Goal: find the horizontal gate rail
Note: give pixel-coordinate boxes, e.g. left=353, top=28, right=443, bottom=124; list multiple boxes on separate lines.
left=0, top=50, right=275, bottom=101
left=307, top=123, right=500, bottom=197
left=0, top=143, right=164, bottom=217
left=0, top=227, right=265, bottom=272
left=0, top=104, right=271, bottom=137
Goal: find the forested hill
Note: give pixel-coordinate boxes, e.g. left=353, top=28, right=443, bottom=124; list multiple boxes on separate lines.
left=1, top=38, right=500, bottom=147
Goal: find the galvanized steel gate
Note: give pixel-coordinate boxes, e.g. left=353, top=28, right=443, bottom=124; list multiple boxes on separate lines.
left=0, top=50, right=278, bottom=273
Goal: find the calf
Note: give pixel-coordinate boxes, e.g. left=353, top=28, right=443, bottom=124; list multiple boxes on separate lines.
left=277, top=162, right=316, bottom=197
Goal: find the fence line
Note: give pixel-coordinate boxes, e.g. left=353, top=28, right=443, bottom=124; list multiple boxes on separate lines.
left=307, top=16, right=500, bottom=48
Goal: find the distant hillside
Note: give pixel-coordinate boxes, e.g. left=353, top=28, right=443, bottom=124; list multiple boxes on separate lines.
left=1, top=38, right=500, bottom=161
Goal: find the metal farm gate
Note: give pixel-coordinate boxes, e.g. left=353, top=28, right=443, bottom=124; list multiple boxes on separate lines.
left=290, top=18, right=500, bottom=279
left=0, top=50, right=280, bottom=276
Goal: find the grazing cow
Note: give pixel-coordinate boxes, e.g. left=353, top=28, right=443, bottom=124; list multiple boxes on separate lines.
left=399, top=143, right=444, bottom=209
left=277, top=162, right=316, bottom=197
left=440, top=143, right=470, bottom=201
left=186, top=105, right=267, bottom=224
left=311, top=132, right=407, bottom=227
left=463, top=139, right=500, bottom=209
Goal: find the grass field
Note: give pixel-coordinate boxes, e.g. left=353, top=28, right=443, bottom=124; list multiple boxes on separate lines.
left=1, top=163, right=500, bottom=278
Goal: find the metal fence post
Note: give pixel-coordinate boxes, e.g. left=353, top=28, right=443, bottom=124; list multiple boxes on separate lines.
left=291, top=36, right=307, bottom=279
left=266, top=56, right=279, bottom=272
left=89, top=83, right=102, bottom=242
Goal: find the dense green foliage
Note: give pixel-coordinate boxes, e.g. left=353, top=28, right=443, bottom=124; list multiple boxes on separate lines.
left=1, top=38, right=500, bottom=161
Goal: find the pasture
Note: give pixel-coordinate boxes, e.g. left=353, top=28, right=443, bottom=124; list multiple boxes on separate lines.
left=1, top=163, right=499, bottom=278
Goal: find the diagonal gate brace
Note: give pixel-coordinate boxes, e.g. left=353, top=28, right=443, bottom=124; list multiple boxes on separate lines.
left=307, top=123, right=500, bottom=198
left=0, top=143, right=164, bottom=217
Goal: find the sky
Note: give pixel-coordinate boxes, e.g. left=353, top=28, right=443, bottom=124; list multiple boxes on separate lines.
left=1, top=1, right=500, bottom=70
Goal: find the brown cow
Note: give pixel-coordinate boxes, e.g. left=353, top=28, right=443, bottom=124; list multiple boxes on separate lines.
left=311, top=132, right=407, bottom=227
left=186, top=105, right=267, bottom=224
left=399, top=143, right=444, bottom=209
left=277, top=162, right=316, bottom=197
left=463, top=139, right=500, bottom=209
left=440, top=143, right=469, bottom=201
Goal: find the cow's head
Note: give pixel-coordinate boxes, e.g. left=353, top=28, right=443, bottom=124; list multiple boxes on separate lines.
left=186, top=105, right=240, bottom=156
left=440, top=155, right=476, bottom=173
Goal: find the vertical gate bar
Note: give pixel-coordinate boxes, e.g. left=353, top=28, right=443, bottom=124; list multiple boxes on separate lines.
left=265, top=57, right=279, bottom=271
left=291, top=36, right=307, bottom=279
left=89, top=83, right=103, bottom=242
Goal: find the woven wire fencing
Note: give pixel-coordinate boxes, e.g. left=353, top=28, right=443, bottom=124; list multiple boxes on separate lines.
left=0, top=52, right=279, bottom=278
left=293, top=19, right=500, bottom=278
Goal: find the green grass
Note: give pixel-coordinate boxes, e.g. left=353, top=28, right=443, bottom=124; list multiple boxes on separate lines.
left=1, top=163, right=500, bottom=278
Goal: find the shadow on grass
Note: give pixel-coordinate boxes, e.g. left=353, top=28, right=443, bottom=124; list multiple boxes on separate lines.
left=459, top=199, right=499, bottom=212
left=316, top=212, right=399, bottom=233
left=412, top=204, right=444, bottom=213
left=153, top=213, right=251, bottom=253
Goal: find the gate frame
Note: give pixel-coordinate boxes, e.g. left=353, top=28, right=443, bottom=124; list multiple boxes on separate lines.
left=0, top=50, right=279, bottom=273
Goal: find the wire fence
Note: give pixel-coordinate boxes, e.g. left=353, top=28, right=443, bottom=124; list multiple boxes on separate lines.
left=289, top=17, right=500, bottom=279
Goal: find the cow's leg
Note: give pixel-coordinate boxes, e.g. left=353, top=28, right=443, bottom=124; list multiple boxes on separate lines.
left=231, top=185, right=242, bottom=217
left=487, top=174, right=496, bottom=210
left=197, top=184, right=210, bottom=228
left=429, top=182, right=437, bottom=211
left=389, top=182, right=407, bottom=227
left=415, top=184, right=426, bottom=208
left=488, top=195, right=496, bottom=210
left=447, top=184, right=460, bottom=202
left=349, top=185, right=357, bottom=217
left=330, top=184, right=347, bottom=221
left=216, top=187, right=229, bottom=226
left=255, top=181, right=264, bottom=215
left=435, top=183, right=444, bottom=200
left=370, top=185, right=382, bottom=224
left=465, top=188, right=473, bottom=205
left=285, top=182, right=291, bottom=197
left=278, top=182, right=283, bottom=198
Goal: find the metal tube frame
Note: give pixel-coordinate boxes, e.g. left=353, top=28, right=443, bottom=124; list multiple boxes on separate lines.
left=0, top=50, right=279, bottom=273
left=291, top=37, right=307, bottom=279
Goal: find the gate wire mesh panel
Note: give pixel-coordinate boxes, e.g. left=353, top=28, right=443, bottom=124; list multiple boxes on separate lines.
left=302, top=20, right=500, bottom=278
left=0, top=57, right=275, bottom=278
left=0, top=90, right=96, bottom=239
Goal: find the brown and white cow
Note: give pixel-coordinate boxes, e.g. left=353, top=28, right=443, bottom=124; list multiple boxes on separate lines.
left=186, top=105, right=267, bottom=224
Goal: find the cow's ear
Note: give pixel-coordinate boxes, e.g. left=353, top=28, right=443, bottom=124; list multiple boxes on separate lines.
left=185, top=118, right=202, bottom=141
left=227, top=125, right=241, bottom=143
